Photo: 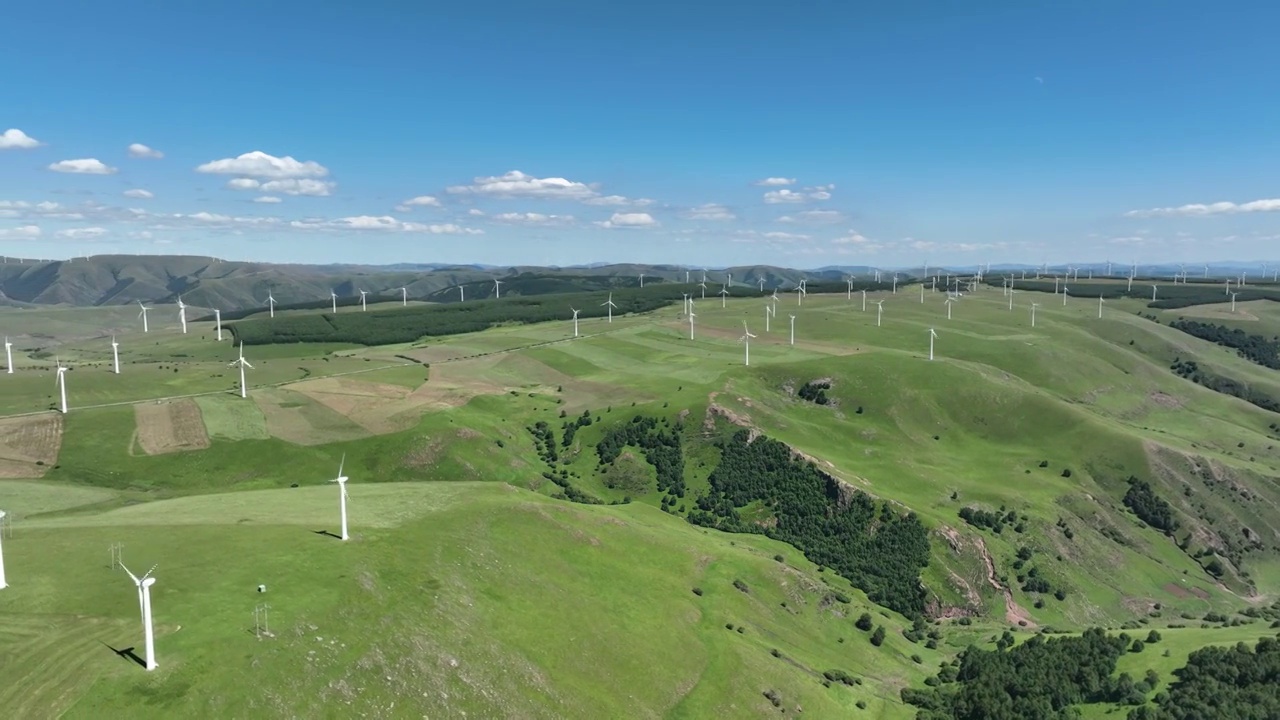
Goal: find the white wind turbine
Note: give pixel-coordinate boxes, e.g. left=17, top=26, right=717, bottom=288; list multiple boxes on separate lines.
left=120, top=562, right=159, bottom=671
left=111, top=336, right=120, bottom=374
left=688, top=306, right=696, bottom=340
left=330, top=290, right=338, bottom=313
left=759, top=277, right=765, bottom=292
left=602, top=293, right=617, bottom=323
left=570, top=307, right=581, bottom=337
left=920, top=283, right=925, bottom=303
left=682, top=293, right=690, bottom=315
left=55, top=358, right=68, bottom=414
left=230, top=342, right=254, bottom=398
left=1098, top=295, right=1106, bottom=318
left=861, top=289, right=867, bottom=312
left=698, top=281, right=707, bottom=300
left=331, top=455, right=350, bottom=541
left=177, top=296, right=188, bottom=334
left=928, top=328, right=938, bottom=361
left=493, top=279, right=503, bottom=299
left=789, top=314, right=796, bottom=346
left=764, top=303, right=771, bottom=332
left=1062, top=285, right=1069, bottom=306
left=875, top=299, right=885, bottom=327
left=1030, top=302, right=1040, bottom=328
left=944, top=297, right=955, bottom=320
left=1008, top=288, right=1015, bottom=311
left=400, top=287, right=408, bottom=306
left=0, top=509, right=6, bottom=589
left=4, top=336, right=11, bottom=374
left=891, top=273, right=899, bottom=293
left=739, top=321, right=756, bottom=366
left=212, top=308, right=223, bottom=341
left=267, top=292, right=277, bottom=318
left=795, top=282, right=806, bottom=306
left=1230, top=291, right=1239, bottom=312
left=359, top=289, right=369, bottom=311
left=846, top=277, right=854, bottom=301
left=719, top=285, right=729, bottom=308
left=1151, top=284, right=1158, bottom=302
left=639, top=273, right=645, bottom=289
left=137, top=301, right=151, bottom=333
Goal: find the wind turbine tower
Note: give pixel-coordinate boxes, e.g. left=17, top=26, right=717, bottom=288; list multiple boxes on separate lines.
left=875, top=300, right=885, bottom=327
left=1151, top=284, right=1158, bottom=302
left=570, top=307, right=581, bottom=337
left=359, top=289, right=369, bottom=311
left=602, top=293, right=617, bottom=323
left=213, top=309, right=223, bottom=341
left=111, top=336, right=120, bottom=374
left=331, top=455, right=350, bottom=541
left=493, top=279, right=503, bottom=299
left=4, top=337, right=11, bottom=374
left=861, top=289, right=867, bottom=312
left=55, top=359, right=68, bottom=414
left=401, top=287, right=408, bottom=306
left=719, top=285, right=728, bottom=308
left=0, top=509, right=7, bottom=589
left=330, top=290, right=338, bottom=313
left=739, top=321, right=756, bottom=366
left=177, top=297, right=188, bottom=334
left=789, top=314, right=796, bottom=346
left=230, top=342, right=254, bottom=398
left=267, top=292, right=276, bottom=318
left=137, top=301, right=151, bottom=333
left=688, top=307, right=696, bottom=340
left=928, top=328, right=938, bottom=361
left=120, top=563, right=159, bottom=671
left=1098, top=295, right=1106, bottom=318
left=1031, top=303, right=1040, bottom=328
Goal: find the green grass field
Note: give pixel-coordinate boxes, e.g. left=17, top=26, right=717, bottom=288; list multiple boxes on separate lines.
left=3, top=287, right=1280, bottom=716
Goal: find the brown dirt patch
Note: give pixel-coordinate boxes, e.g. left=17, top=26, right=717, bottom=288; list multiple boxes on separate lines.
left=1148, top=391, right=1183, bottom=409
left=253, top=389, right=370, bottom=446
left=292, top=377, right=424, bottom=434
left=1161, top=582, right=1194, bottom=599
left=133, top=399, right=211, bottom=455
left=0, top=414, right=63, bottom=477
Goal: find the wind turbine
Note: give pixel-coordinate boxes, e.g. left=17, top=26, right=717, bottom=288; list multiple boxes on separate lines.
left=638, top=273, right=645, bottom=289
left=846, top=277, right=854, bottom=301
left=1151, top=284, right=1158, bottom=302
left=1062, top=285, right=1069, bottom=306
left=400, top=287, right=408, bottom=306
left=230, top=342, right=254, bottom=398
left=759, top=277, right=765, bottom=292
left=4, top=336, right=11, bottom=374
left=945, top=297, right=955, bottom=320
left=570, top=307, right=580, bottom=337
left=1008, top=289, right=1015, bottom=311
left=719, top=285, right=729, bottom=308
left=764, top=303, right=771, bottom=332
left=891, top=273, right=899, bottom=293
left=267, top=292, right=277, bottom=318
left=120, top=562, right=159, bottom=671
left=861, top=289, right=867, bottom=312
left=920, top=283, right=925, bottom=303
left=1098, top=295, right=1105, bottom=319
left=688, top=307, right=696, bottom=340
left=602, top=293, right=617, bottom=323
left=332, top=455, right=350, bottom=541
left=698, top=281, right=707, bottom=300
left=213, top=308, right=223, bottom=341
left=111, top=336, right=120, bottom=374
left=493, top=279, right=503, bottom=299
left=875, top=300, right=885, bottom=327
left=682, top=293, right=690, bottom=316
left=928, top=328, right=938, bottom=361
left=0, top=509, right=6, bottom=589
left=1230, top=292, right=1239, bottom=312
left=330, top=290, right=338, bottom=313
left=789, top=314, right=796, bottom=346
left=55, top=358, right=68, bottom=414
left=739, top=321, right=756, bottom=366
left=795, top=283, right=806, bottom=306
left=359, top=289, right=369, bottom=311
left=137, top=301, right=151, bottom=333
left=177, top=296, right=188, bottom=334
left=1031, top=302, right=1040, bottom=328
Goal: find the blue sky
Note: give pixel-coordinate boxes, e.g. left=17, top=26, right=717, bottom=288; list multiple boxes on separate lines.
left=1, top=1, right=1278, bottom=268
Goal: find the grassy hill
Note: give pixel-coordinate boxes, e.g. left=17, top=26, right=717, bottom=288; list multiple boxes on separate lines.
left=3, top=282, right=1280, bottom=716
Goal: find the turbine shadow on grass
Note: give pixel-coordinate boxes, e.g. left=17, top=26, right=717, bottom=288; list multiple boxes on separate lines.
left=101, top=641, right=146, bottom=668
left=312, top=529, right=342, bottom=540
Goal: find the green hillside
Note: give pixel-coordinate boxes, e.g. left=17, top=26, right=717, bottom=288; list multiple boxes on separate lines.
left=2, top=282, right=1280, bottom=717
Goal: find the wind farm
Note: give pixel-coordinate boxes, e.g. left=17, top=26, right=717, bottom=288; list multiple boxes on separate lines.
left=1, top=261, right=1280, bottom=718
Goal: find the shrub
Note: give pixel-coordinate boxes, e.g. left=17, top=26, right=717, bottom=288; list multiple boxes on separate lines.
left=692, top=587, right=703, bottom=596
left=1146, top=630, right=1161, bottom=644
left=870, top=626, right=886, bottom=646
left=733, top=579, right=749, bottom=593
left=855, top=613, right=874, bottom=632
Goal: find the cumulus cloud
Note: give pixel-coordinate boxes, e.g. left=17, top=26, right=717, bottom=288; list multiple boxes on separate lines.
left=754, top=177, right=796, bottom=186
left=48, top=158, right=118, bottom=175
left=253, top=196, right=282, bottom=204
left=763, top=184, right=834, bottom=204
left=225, top=177, right=334, bottom=196
left=831, top=230, right=883, bottom=251
left=127, top=143, right=164, bottom=159
left=581, top=194, right=653, bottom=207
left=0, top=225, right=42, bottom=239
left=123, top=189, right=154, bottom=199
left=196, top=151, right=330, bottom=179
left=594, top=212, right=658, bottom=229
left=56, top=227, right=109, bottom=240
left=394, top=195, right=442, bottom=212
left=467, top=208, right=485, bottom=216
left=0, top=129, right=42, bottom=150
left=1125, top=198, right=1280, bottom=217
left=680, top=203, right=736, bottom=221
left=778, top=209, right=844, bottom=224
left=491, top=212, right=575, bottom=225
left=448, top=170, right=596, bottom=200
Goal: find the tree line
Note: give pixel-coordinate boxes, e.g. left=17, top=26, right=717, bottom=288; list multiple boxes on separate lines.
left=1170, top=358, right=1280, bottom=414
left=1128, top=636, right=1280, bottom=719
left=687, top=429, right=931, bottom=618
left=1169, top=319, right=1280, bottom=370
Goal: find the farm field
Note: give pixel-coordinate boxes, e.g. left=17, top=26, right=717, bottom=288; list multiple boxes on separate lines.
left=2, top=284, right=1280, bottom=716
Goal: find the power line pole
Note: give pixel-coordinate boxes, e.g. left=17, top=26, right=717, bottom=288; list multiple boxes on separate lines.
left=108, top=542, right=123, bottom=570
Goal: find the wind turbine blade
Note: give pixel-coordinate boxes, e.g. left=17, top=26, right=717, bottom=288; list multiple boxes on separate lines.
left=142, top=563, right=158, bottom=580
left=337, top=453, right=345, bottom=478
left=119, top=562, right=140, bottom=584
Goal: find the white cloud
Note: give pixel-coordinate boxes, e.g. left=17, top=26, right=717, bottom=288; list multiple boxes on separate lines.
left=594, top=212, right=658, bottom=229
left=763, top=184, right=834, bottom=204
left=732, top=230, right=812, bottom=244
left=56, top=227, right=108, bottom=240
left=0, top=225, right=41, bottom=239
left=491, top=212, right=574, bottom=225
left=680, top=203, right=736, bottom=221
left=394, top=195, right=442, bottom=212
left=290, top=215, right=483, bottom=235
left=0, top=129, right=42, bottom=150
left=224, top=176, right=333, bottom=196
left=48, top=158, right=118, bottom=175
left=127, top=143, right=164, bottom=159
left=196, top=151, right=330, bottom=179
left=1108, top=236, right=1152, bottom=246
left=778, top=209, right=844, bottom=224
left=581, top=194, right=654, bottom=207
left=763, top=231, right=810, bottom=241
left=448, top=170, right=596, bottom=200
left=831, top=230, right=883, bottom=251
left=754, top=177, right=796, bottom=186
left=467, top=208, right=485, bottom=216
left=1125, top=198, right=1280, bottom=217
left=123, top=189, right=154, bottom=199
left=253, top=196, right=282, bottom=204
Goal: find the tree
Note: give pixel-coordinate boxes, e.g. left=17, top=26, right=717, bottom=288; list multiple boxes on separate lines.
left=855, top=613, right=874, bottom=632
left=870, top=626, right=886, bottom=647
